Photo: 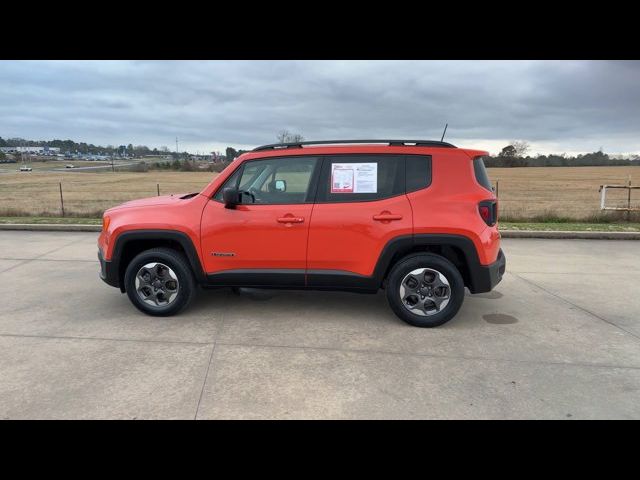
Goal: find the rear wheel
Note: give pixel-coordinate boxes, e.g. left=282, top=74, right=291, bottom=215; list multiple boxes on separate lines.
left=124, top=248, right=195, bottom=316
left=386, top=253, right=464, bottom=327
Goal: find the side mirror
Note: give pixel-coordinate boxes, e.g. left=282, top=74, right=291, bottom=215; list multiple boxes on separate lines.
left=222, top=187, right=240, bottom=209
left=274, top=179, right=286, bottom=192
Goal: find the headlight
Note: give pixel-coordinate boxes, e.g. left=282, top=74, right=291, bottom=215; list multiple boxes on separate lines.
left=102, top=216, right=111, bottom=232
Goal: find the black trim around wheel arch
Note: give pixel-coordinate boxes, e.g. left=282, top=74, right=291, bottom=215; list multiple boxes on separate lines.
left=306, top=234, right=504, bottom=293
left=98, top=247, right=119, bottom=288
left=107, top=230, right=206, bottom=291
left=370, top=234, right=504, bottom=294
left=204, top=235, right=505, bottom=294
left=104, top=230, right=504, bottom=295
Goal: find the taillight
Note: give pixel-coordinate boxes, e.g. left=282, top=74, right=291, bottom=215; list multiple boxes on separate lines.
left=478, top=200, right=497, bottom=226
left=479, top=205, right=491, bottom=222
left=102, top=216, right=111, bottom=232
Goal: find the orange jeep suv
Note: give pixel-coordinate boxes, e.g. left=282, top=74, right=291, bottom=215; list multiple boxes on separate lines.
left=98, top=140, right=505, bottom=327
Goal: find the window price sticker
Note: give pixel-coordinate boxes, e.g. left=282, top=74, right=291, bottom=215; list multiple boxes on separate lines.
left=331, top=163, right=377, bottom=193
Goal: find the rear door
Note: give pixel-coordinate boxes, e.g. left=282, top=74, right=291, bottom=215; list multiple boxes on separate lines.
left=306, top=155, right=413, bottom=285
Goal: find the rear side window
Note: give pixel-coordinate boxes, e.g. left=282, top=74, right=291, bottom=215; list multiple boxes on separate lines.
left=316, top=155, right=405, bottom=203
left=405, top=155, right=432, bottom=192
left=473, top=156, right=493, bottom=192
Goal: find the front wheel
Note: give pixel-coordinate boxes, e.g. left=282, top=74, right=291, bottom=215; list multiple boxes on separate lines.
left=386, top=253, right=464, bottom=328
left=124, top=247, right=196, bottom=316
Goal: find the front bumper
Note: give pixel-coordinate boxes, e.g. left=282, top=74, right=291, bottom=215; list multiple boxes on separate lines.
left=468, top=248, right=506, bottom=294
left=98, top=248, right=120, bottom=288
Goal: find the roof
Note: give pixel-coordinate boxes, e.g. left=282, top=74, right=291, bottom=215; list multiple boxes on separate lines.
left=252, top=139, right=456, bottom=152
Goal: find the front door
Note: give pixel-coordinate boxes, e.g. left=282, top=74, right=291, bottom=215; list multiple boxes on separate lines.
left=201, top=155, right=320, bottom=286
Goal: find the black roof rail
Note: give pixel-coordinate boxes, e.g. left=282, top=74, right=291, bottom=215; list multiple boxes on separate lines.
left=252, top=139, right=456, bottom=151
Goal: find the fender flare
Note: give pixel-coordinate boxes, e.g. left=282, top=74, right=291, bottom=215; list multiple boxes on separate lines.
left=307, top=234, right=485, bottom=292
left=110, top=230, right=206, bottom=288
left=371, top=234, right=483, bottom=291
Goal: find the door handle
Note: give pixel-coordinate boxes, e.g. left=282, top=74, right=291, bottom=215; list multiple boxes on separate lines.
left=277, top=215, right=305, bottom=224
left=373, top=212, right=403, bottom=221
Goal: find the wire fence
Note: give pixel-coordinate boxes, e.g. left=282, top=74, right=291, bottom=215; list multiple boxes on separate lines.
left=0, top=178, right=213, bottom=218
left=0, top=169, right=638, bottom=221
left=490, top=175, right=639, bottom=221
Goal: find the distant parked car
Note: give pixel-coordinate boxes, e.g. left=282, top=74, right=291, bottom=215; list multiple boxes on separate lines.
left=19, top=166, right=32, bottom=172
left=65, top=164, right=75, bottom=169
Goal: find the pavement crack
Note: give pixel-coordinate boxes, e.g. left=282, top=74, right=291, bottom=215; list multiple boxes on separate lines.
left=0, top=332, right=212, bottom=346
left=194, top=343, right=217, bottom=420
left=511, top=272, right=640, bottom=342
left=194, top=290, right=231, bottom=420
left=213, top=340, right=640, bottom=371
left=0, top=236, right=88, bottom=274
left=0, top=257, right=95, bottom=263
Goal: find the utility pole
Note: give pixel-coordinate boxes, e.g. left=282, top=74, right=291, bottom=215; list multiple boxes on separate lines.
left=176, top=137, right=179, bottom=157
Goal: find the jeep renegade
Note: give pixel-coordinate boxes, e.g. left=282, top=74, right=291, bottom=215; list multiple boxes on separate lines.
left=98, top=139, right=505, bottom=327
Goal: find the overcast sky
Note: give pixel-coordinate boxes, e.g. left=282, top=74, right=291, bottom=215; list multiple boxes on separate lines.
left=1, top=60, right=638, bottom=156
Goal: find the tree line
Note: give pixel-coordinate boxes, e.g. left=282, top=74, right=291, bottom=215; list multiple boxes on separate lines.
left=484, top=141, right=640, bottom=167
left=4, top=135, right=637, bottom=167
left=0, top=130, right=306, bottom=161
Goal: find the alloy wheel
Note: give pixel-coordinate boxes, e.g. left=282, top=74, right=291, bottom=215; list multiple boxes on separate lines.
left=399, top=267, right=451, bottom=316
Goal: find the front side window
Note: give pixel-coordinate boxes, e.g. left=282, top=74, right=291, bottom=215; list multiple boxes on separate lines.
left=215, top=156, right=319, bottom=204
left=213, top=167, right=242, bottom=202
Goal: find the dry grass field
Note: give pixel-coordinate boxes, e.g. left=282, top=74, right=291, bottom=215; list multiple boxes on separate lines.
left=489, top=166, right=640, bottom=220
left=0, top=166, right=638, bottom=220
left=0, top=171, right=217, bottom=217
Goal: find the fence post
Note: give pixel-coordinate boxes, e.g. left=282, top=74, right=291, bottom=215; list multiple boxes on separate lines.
left=157, top=183, right=160, bottom=196
left=59, top=182, right=65, bottom=217
left=495, top=180, right=499, bottom=198
left=628, top=176, right=632, bottom=222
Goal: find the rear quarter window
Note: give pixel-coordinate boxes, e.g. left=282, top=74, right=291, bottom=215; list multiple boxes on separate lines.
left=405, top=155, right=432, bottom=192
left=473, top=156, right=493, bottom=192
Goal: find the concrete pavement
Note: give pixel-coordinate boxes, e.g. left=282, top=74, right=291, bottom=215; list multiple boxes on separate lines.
left=0, top=231, right=639, bottom=419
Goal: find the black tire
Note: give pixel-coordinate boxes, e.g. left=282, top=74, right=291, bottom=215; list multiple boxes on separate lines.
left=386, top=253, right=464, bottom=328
left=124, top=247, right=196, bottom=316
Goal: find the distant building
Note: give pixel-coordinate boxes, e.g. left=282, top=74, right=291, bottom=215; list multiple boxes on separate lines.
left=0, top=146, right=61, bottom=155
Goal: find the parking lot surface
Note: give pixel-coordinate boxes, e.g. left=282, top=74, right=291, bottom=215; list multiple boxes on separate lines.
left=1, top=231, right=639, bottom=419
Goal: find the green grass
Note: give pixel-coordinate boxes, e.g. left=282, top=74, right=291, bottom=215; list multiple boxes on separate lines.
left=0, top=216, right=102, bottom=225
left=1, top=216, right=639, bottom=232
left=500, top=210, right=640, bottom=224
left=500, top=222, right=640, bottom=232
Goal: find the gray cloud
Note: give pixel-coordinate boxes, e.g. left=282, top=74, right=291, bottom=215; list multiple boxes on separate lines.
left=0, top=60, right=639, bottom=155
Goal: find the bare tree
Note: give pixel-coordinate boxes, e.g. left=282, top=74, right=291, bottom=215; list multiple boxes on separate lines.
left=277, top=130, right=290, bottom=144
left=277, top=130, right=305, bottom=144
left=510, top=140, right=530, bottom=157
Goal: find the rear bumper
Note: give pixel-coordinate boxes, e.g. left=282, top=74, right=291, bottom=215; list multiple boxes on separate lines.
left=98, top=248, right=119, bottom=288
left=468, top=248, right=506, bottom=293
